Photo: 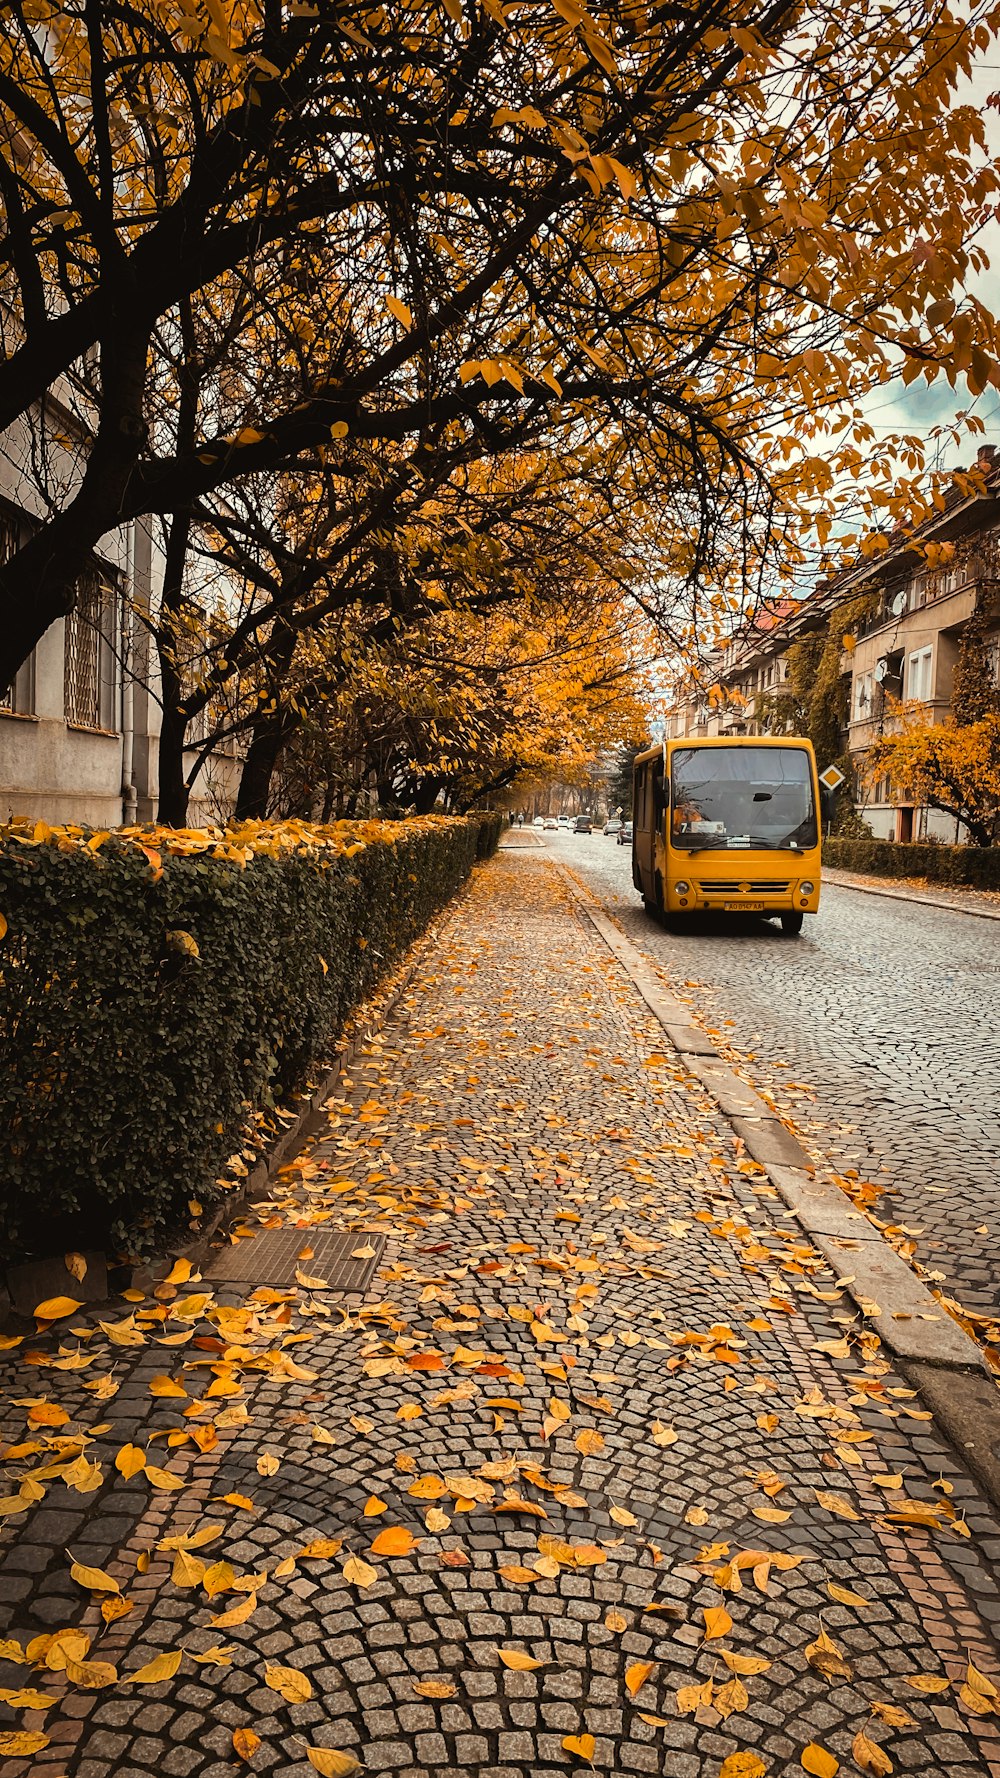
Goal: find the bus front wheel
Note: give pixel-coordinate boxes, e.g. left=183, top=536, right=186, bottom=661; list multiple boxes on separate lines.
left=780, top=911, right=804, bottom=935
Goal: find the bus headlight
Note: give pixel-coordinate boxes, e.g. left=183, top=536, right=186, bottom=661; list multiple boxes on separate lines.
left=675, top=880, right=690, bottom=895
left=799, top=881, right=815, bottom=895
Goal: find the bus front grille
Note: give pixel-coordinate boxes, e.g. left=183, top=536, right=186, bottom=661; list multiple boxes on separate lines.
left=697, top=881, right=792, bottom=895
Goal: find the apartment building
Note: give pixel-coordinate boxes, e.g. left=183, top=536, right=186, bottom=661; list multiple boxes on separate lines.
left=0, top=403, right=240, bottom=828
left=663, top=449, right=1000, bottom=842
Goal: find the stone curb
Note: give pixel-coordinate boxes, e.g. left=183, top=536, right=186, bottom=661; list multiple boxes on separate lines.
left=0, top=898, right=454, bottom=1328
left=555, top=860, right=987, bottom=1377
left=824, top=867, right=1000, bottom=923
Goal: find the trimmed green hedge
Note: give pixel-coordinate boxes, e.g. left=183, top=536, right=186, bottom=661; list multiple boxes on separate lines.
left=0, top=812, right=502, bottom=1263
left=823, top=835, right=1000, bottom=889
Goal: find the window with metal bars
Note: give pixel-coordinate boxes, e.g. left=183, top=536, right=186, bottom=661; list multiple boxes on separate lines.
left=0, top=506, right=35, bottom=716
left=64, top=567, right=118, bottom=730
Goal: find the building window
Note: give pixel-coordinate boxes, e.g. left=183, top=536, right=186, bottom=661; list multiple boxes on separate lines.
left=64, top=567, right=118, bottom=730
left=853, top=671, right=873, bottom=721
left=907, top=646, right=933, bottom=703
left=0, top=504, right=36, bottom=715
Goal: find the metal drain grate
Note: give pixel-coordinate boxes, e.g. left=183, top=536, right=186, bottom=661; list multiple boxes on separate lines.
left=204, top=1228, right=385, bottom=1291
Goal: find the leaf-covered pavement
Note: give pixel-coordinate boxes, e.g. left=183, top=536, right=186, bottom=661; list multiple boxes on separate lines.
left=2, top=847, right=1000, bottom=1777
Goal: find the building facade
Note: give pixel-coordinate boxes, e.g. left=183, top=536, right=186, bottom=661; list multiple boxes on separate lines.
left=664, top=451, right=1000, bottom=842
left=0, top=402, right=240, bottom=828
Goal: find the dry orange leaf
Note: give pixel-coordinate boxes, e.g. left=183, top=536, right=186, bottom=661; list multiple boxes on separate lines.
left=305, top=1751, right=362, bottom=1777
left=115, top=1445, right=146, bottom=1479
left=703, top=1605, right=732, bottom=1642
left=801, top=1745, right=838, bottom=1778
left=128, top=1650, right=183, bottom=1685
left=370, top=1527, right=417, bottom=1558
left=625, top=1660, right=655, bottom=1697
left=363, top=1496, right=388, bottom=1517
left=33, top=1296, right=83, bottom=1320
left=256, top=1454, right=280, bottom=1477
left=0, top=1731, right=50, bottom=1756
left=264, top=1663, right=312, bottom=1703
left=498, top=1648, right=545, bottom=1670
left=852, top=1731, right=892, bottom=1775
left=563, top=1732, right=596, bottom=1761
left=233, top=1727, right=261, bottom=1763
left=902, top=1673, right=950, bottom=1693
left=827, top=1581, right=871, bottom=1609
left=342, top=1555, right=377, bottom=1588
left=69, top=1558, right=119, bottom=1595
left=412, top=1679, right=457, bottom=1699
left=814, top=1491, right=861, bottom=1522
left=719, top=1753, right=767, bottom=1778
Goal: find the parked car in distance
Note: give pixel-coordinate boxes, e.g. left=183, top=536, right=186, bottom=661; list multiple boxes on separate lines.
left=557, top=814, right=571, bottom=828
left=617, top=820, right=633, bottom=845
left=543, top=817, right=559, bottom=830
left=533, top=815, right=545, bottom=826
left=573, top=815, right=592, bottom=833
left=603, top=819, right=622, bottom=835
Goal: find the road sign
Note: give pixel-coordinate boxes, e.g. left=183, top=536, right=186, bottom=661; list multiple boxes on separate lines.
left=819, top=764, right=846, bottom=792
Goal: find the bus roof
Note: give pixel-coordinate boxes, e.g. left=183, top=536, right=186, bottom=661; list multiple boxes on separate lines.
left=634, top=735, right=813, bottom=768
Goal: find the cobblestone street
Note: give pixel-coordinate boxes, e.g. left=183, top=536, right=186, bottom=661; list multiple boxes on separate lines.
left=550, top=832, right=1000, bottom=1322
left=3, top=846, right=1000, bottom=1778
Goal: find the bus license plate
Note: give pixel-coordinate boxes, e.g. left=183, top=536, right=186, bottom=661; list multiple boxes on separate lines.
left=724, top=900, right=764, bottom=911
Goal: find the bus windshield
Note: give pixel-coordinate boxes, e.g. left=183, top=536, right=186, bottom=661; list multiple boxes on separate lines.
left=670, top=745, right=817, bottom=852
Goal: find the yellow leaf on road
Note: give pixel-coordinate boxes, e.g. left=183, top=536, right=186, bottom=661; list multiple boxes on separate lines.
left=257, top=1454, right=280, bottom=1476
left=129, top=1651, right=183, bottom=1684
left=149, top=1375, right=187, bottom=1398
left=70, top=1558, right=120, bottom=1594
left=144, top=1465, right=184, bottom=1490
left=852, top=1731, right=893, bottom=1774
left=0, top=1731, right=50, bottom=1756
left=364, top=1496, right=388, bottom=1516
left=563, top=1732, right=596, bottom=1760
left=264, top=1663, right=313, bottom=1703
left=625, top=1660, right=655, bottom=1697
left=498, top=1648, right=544, bottom=1670
left=306, top=1751, right=362, bottom=1777
left=342, top=1555, right=377, bottom=1588
left=651, top=1421, right=677, bottom=1447
left=827, top=1581, right=871, bottom=1609
left=63, top=1657, right=118, bottom=1689
left=370, top=1527, right=417, bottom=1557
left=115, top=1445, right=146, bottom=1479
left=801, top=1745, right=838, bottom=1778
left=703, top=1606, right=732, bottom=1641
left=164, top=1258, right=193, bottom=1286
left=233, top=1727, right=261, bottom=1762
left=211, top=1595, right=258, bottom=1627
left=903, top=1673, right=950, bottom=1693
left=412, top=1679, right=457, bottom=1698
left=814, top=1491, right=861, bottom=1521
left=34, top=1296, right=83, bottom=1319
left=65, top=1252, right=88, bottom=1281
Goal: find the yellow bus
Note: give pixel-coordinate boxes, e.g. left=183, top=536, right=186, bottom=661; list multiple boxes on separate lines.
left=632, top=735, right=823, bottom=935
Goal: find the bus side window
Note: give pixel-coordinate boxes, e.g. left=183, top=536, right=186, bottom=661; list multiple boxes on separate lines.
left=652, top=761, right=666, bottom=820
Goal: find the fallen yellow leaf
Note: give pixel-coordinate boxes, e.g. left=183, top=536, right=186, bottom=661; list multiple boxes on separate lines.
left=233, top=1726, right=260, bottom=1763
left=801, top=1744, right=838, bottom=1778
left=563, top=1732, right=596, bottom=1761
left=33, top=1296, right=83, bottom=1320
left=498, top=1648, right=545, bottom=1670
left=625, top=1660, right=655, bottom=1697
left=264, top=1663, right=313, bottom=1703
left=305, top=1751, right=362, bottom=1777
left=128, top=1651, right=183, bottom=1684
left=70, top=1558, right=120, bottom=1595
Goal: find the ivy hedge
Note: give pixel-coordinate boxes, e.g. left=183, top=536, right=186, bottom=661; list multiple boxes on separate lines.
left=0, top=812, right=502, bottom=1263
left=823, top=835, right=1000, bottom=889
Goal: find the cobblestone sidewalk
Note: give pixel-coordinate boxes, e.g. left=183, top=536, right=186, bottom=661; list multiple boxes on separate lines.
left=2, top=848, right=1000, bottom=1778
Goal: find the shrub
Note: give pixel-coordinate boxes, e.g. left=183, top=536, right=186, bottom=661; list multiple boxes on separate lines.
left=823, top=835, right=1000, bottom=890
left=0, top=812, right=502, bottom=1263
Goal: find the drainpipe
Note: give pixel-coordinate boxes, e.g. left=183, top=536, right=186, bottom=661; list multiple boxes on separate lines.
left=120, top=527, right=138, bottom=827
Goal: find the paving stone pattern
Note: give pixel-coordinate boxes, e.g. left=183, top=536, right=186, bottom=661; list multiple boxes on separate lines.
left=551, top=832, right=1000, bottom=1322
left=2, top=847, right=1000, bottom=1778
